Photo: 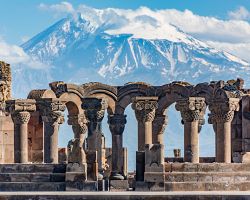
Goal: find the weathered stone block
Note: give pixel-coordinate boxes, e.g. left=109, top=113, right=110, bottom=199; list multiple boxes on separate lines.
left=66, top=181, right=97, bottom=191
left=145, top=144, right=164, bottom=167
left=135, top=181, right=149, bottom=191
left=109, top=180, right=128, bottom=191
left=165, top=173, right=183, bottom=182
left=144, top=172, right=164, bottom=182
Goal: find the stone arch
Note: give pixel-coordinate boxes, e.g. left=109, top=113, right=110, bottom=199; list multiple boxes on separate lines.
left=117, top=83, right=154, bottom=114
left=157, top=82, right=193, bottom=115
left=58, top=92, right=82, bottom=115
left=27, top=89, right=56, bottom=99
left=81, top=82, right=117, bottom=115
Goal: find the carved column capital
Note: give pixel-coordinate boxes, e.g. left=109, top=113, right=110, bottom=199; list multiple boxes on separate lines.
left=82, top=98, right=108, bottom=122
left=132, top=97, right=158, bottom=123
left=108, top=114, right=127, bottom=135
left=38, top=98, right=66, bottom=124
left=176, top=97, right=206, bottom=123
left=13, top=111, right=31, bottom=124
left=6, top=99, right=36, bottom=123
left=209, top=98, right=240, bottom=123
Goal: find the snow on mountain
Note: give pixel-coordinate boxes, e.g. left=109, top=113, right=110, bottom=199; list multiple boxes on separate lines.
left=20, top=13, right=249, bottom=89
left=11, top=9, right=250, bottom=169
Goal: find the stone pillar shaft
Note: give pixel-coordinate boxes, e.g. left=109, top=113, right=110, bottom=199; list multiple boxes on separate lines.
left=13, top=112, right=31, bottom=163
left=132, top=97, right=158, bottom=150
left=152, top=114, right=167, bottom=144
left=43, top=120, right=61, bottom=163
left=216, top=121, right=231, bottom=162
left=39, top=98, right=65, bottom=164
left=184, top=121, right=199, bottom=163
left=6, top=99, right=36, bottom=164
left=138, top=122, right=145, bottom=151
left=176, top=97, right=206, bottom=163
left=108, top=114, right=127, bottom=180
left=209, top=98, right=239, bottom=163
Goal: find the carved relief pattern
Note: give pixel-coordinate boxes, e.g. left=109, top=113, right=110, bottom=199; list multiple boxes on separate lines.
left=132, top=99, right=158, bottom=122
left=6, top=100, right=36, bottom=114
left=39, top=99, right=66, bottom=124
left=0, top=62, right=11, bottom=102
left=82, top=98, right=108, bottom=122
left=49, top=81, right=67, bottom=97
left=209, top=98, right=239, bottom=123
left=175, top=97, right=206, bottom=122
left=13, top=111, right=31, bottom=124
left=108, top=114, right=127, bottom=135
left=153, top=115, right=168, bottom=135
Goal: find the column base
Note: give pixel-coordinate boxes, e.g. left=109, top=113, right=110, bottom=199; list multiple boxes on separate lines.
left=110, top=172, right=124, bottom=180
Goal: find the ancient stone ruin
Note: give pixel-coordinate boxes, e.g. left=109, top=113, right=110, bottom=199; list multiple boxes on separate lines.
left=1, top=61, right=250, bottom=191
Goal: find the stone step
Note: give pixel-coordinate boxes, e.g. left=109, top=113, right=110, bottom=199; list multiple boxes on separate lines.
left=0, top=173, right=65, bottom=182
left=165, top=172, right=250, bottom=183
left=165, top=163, right=250, bottom=172
left=0, top=182, right=66, bottom=191
left=0, top=164, right=66, bottom=173
left=164, top=181, right=250, bottom=191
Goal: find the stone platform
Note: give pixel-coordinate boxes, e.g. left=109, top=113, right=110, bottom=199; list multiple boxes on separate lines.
left=0, top=164, right=66, bottom=191
left=164, top=163, right=250, bottom=191
left=0, top=191, right=250, bottom=200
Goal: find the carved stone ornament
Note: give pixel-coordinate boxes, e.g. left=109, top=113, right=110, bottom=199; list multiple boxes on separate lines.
left=67, top=114, right=88, bottom=126
left=49, top=81, right=67, bottom=97
left=5, top=99, right=36, bottom=114
left=209, top=98, right=239, bottom=123
left=153, top=114, right=168, bottom=135
left=82, top=97, right=108, bottom=122
left=38, top=98, right=66, bottom=124
left=12, top=111, right=31, bottom=124
left=132, top=96, right=158, bottom=122
left=108, top=114, right=127, bottom=135
left=175, top=97, right=206, bottom=122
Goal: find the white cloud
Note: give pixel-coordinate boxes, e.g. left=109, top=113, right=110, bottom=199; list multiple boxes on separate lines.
left=0, top=39, right=49, bottom=69
left=35, top=2, right=250, bottom=61
left=38, top=1, right=74, bottom=16
left=207, top=41, right=250, bottom=63
left=228, top=6, right=250, bottom=21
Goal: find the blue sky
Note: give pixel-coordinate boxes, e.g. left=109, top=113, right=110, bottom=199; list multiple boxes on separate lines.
left=0, top=0, right=249, bottom=44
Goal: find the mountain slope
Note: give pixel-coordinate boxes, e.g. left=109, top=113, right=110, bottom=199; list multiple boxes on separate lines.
left=20, top=13, right=249, bottom=88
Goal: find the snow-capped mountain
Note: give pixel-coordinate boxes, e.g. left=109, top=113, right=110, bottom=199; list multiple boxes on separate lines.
left=19, top=13, right=249, bottom=94
left=11, top=10, right=250, bottom=169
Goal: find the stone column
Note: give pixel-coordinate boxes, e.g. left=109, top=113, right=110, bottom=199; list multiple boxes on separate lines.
left=209, top=98, right=239, bottom=163
left=176, top=97, right=206, bottom=163
left=108, top=114, right=127, bottom=180
left=38, top=98, right=65, bottom=164
left=132, top=97, right=158, bottom=182
left=5, top=99, right=36, bottom=163
left=82, top=97, right=108, bottom=179
left=152, top=113, right=168, bottom=144
left=67, top=114, right=88, bottom=164
left=132, top=97, right=158, bottom=150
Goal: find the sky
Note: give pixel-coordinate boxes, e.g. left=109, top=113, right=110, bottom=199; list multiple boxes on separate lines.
left=0, top=0, right=250, bottom=44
